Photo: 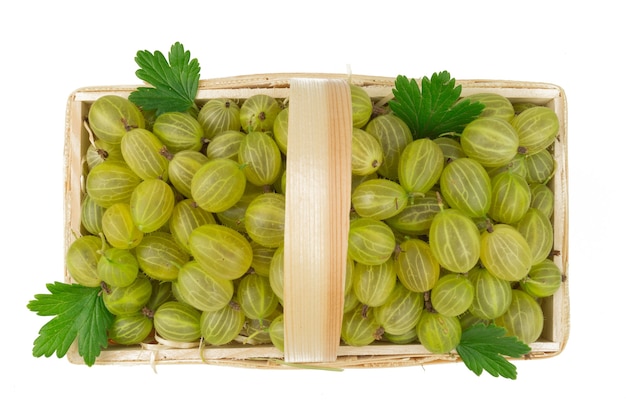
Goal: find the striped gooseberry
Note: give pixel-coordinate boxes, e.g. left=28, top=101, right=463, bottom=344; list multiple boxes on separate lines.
left=102, top=273, right=152, bottom=316
left=120, top=128, right=171, bottom=181
left=429, top=208, right=481, bottom=273
left=467, top=266, right=512, bottom=320
left=352, top=258, right=396, bottom=308
left=190, top=157, right=247, bottom=213
left=520, top=258, right=562, bottom=298
left=200, top=302, right=246, bottom=346
left=86, top=139, right=124, bottom=170
left=97, top=247, right=139, bottom=288
left=168, top=199, right=216, bottom=254
left=525, top=148, right=555, bottom=184
left=238, top=131, right=282, bottom=186
left=188, top=224, right=253, bottom=281
left=197, top=98, right=241, bottom=139
left=152, top=111, right=205, bottom=153
left=273, top=107, right=289, bottom=155
left=516, top=208, right=554, bottom=265
left=494, top=290, right=544, bottom=344
left=269, top=314, right=285, bottom=352
left=244, top=192, right=285, bottom=249
left=108, top=312, right=153, bottom=345
left=350, top=84, right=373, bottom=129
left=466, top=92, right=515, bottom=122
left=205, top=130, right=245, bottom=161
left=86, top=161, right=141, bottom=208
left=530, top=183, right=555, bottom=219
left=398, top=138, right=444, bottom=194
left=88, top=95, right=145, bottom=145
left=153, top=300, right=202, bottom=343
left=385, top=191, right=444, bottom=236
left=351, top=127, right=383, bottom=176
left=430, top=273, right=474, bottom=317
left=341, top=305, right=383, bottom=347
left=134, top=232, right=189, bottom=281
left=240, top=94, right=281, bottom=133
left=175, top=260, right=234, bottom=312
left=373, top=282, right=424, bottom=336
left=365, top=114, right=412, bottom=180
left=167, top=150, right=209, bottom=198
left=416, top=311, right=461, bottom=354
left=460, top=117, right=520, bottom=168
left=347, top=217, right=396, bottom=266
left=66, top=235, right=104, bottom=287
left=511, top=106, right=559, bottom=155
left=129, top=179, right=175, bottom=233
left=236, top=274, right=279, bottom=320
left=439, top=157, right=492, bottom=218
left=480, top=224, right=532, bottom=282
left=101, top=203, right=143, bottom=250
left=81, top=194, right=106, bottom=236
left=395, top=238, right=440, bottom=293
left=351, top=178, right=409, bottom=221
left=488, top=171, right=531, bottom=225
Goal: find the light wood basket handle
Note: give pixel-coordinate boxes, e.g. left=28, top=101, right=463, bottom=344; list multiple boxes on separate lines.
left=282, top=78, right=353, bottom=363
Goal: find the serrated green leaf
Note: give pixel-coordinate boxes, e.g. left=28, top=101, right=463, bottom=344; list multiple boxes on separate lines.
left=167, top=42, right=199, bottom=101
left=129, top=42, right=200, bottom=115
left=456, top=342, right=520, bottom=379
left=27, top=281, right=114, bottom=366
left=456, top=323, right=531, bottom=380
left=389, top=71, right=484, bottom=139
left=460, top=323, right=531, bottom=357
left=130, top=86, right=195, bottom=114
left=134, top=49, right=172, bottom=90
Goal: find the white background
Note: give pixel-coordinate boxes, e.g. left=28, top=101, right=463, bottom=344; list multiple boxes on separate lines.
left=2, top=1, right=622, bottom=415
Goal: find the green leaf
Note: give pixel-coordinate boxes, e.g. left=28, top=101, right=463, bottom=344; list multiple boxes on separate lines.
left=27, top=282, right=114, bottom=367
left=129, top=42, right=200, bottom=115
left=456, top=323, right=531, bottom=380
left=389, top=72, right=485, bottom=139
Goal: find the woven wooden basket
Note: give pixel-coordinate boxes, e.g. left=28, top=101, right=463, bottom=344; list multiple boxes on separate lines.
left=63, top=73, right=569, bottom=369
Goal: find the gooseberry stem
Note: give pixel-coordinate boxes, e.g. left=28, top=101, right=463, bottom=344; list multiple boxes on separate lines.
left=435, top=191, right=446, bottom=212
left=142, top=306, right=155, bottom=318
left=484, top=217, right=495, bottom=233
left=159, top=146, right=174, bottom=161
left=374, top=327, right=385, bottom=341
left=424, top=290, right=436, bottom=313
left=100, top=281, right=111, bottom=295
left=122, top=117, right=136, bottom=132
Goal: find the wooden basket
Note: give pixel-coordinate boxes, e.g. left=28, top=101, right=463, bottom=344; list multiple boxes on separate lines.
left=63, top=73, right=569, bottom=368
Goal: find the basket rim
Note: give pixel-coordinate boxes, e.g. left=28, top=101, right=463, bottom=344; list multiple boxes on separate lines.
left=67, top=72, right=567, bottom=97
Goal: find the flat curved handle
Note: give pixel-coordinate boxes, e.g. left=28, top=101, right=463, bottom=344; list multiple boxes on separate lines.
left=283, top=78, right=353, bottom=363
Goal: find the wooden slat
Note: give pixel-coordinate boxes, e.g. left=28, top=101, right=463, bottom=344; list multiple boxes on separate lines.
left=282, top=78, right=352, bottom=363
